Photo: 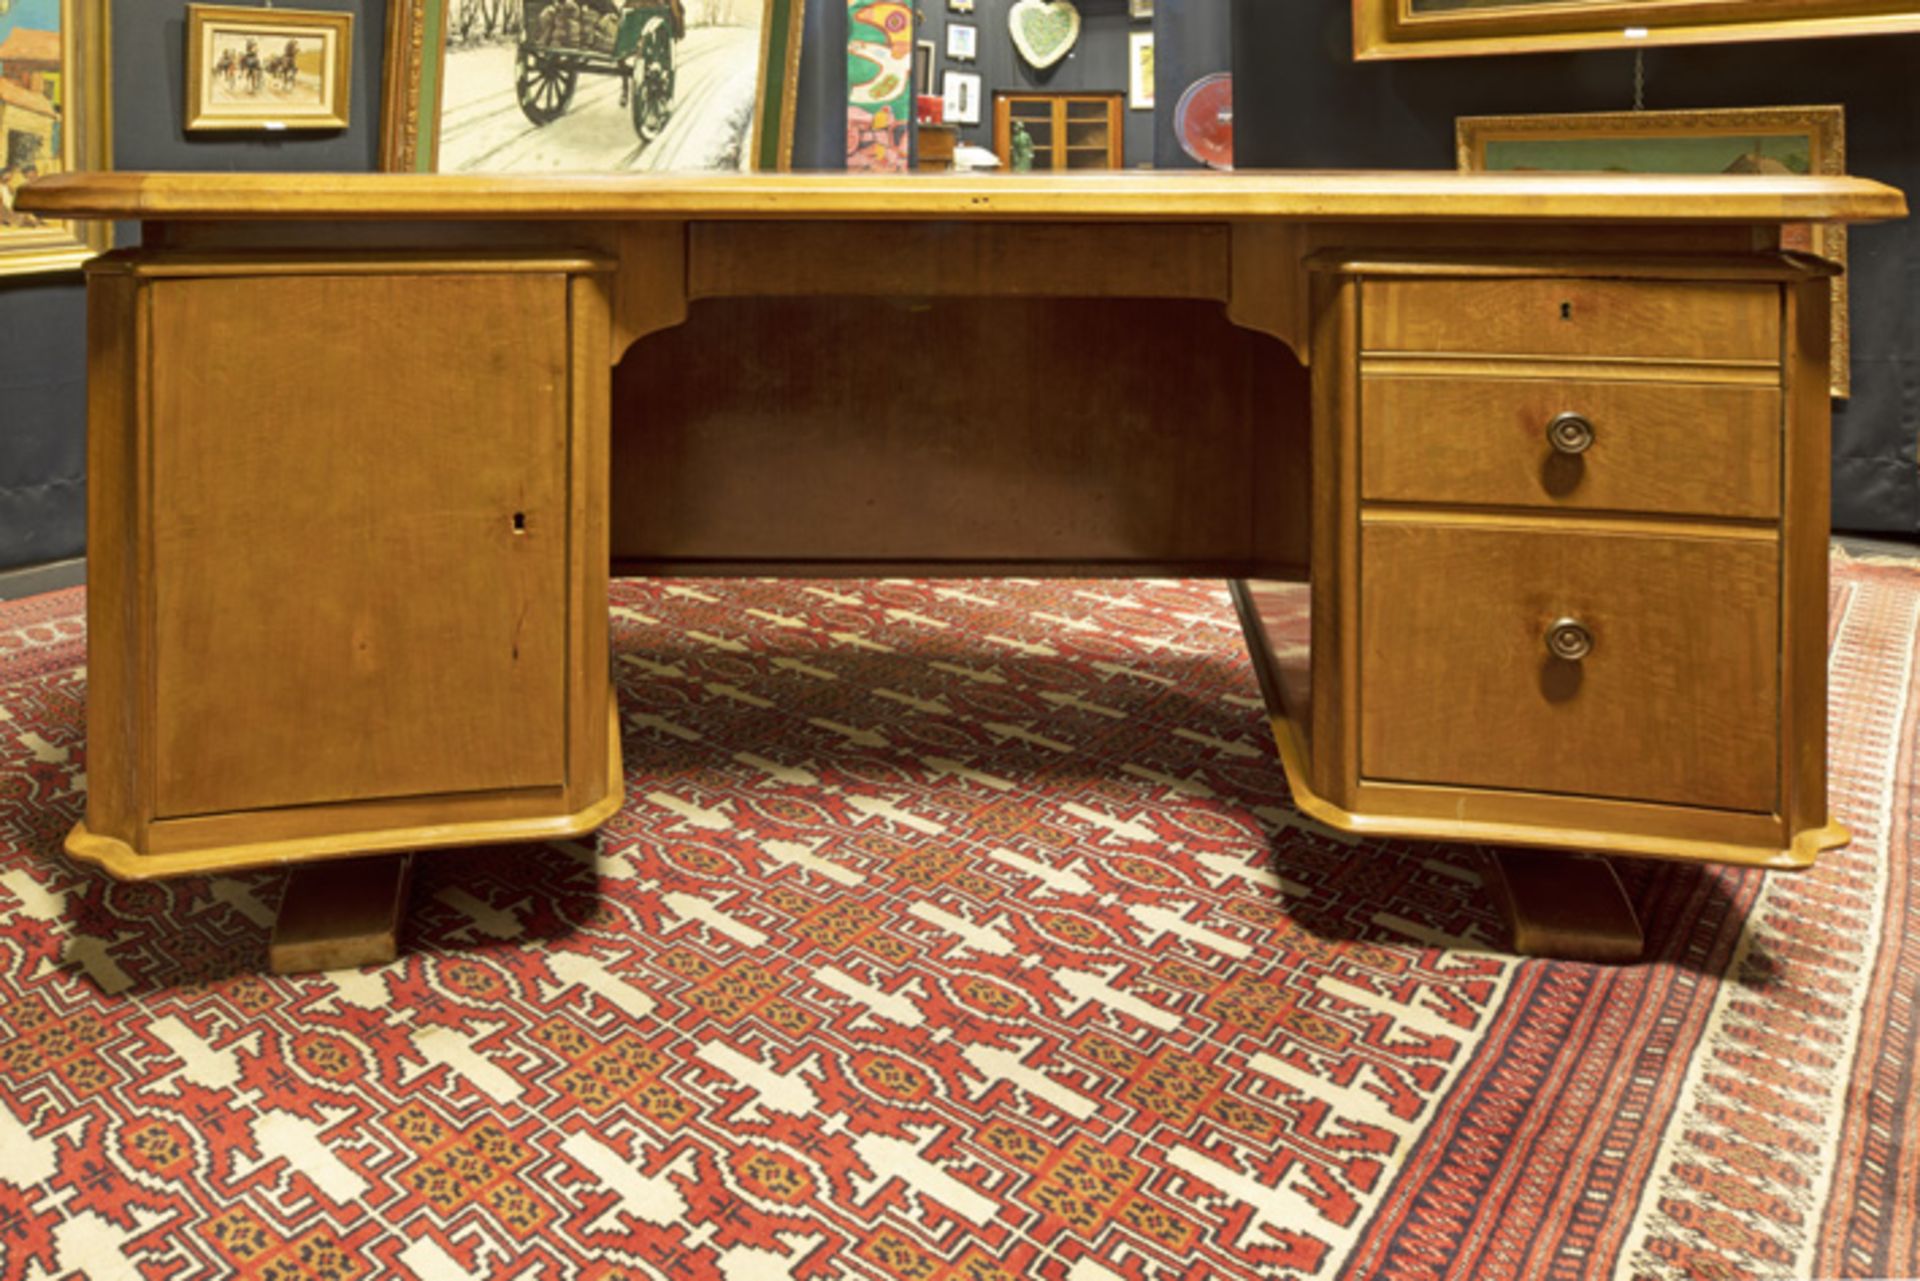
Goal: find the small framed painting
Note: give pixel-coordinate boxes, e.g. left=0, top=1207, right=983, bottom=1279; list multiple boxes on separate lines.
left=1458, top=106, right=1851, bottom=397
left=942, top=70, right=981, bottom=125
left=949, top=0, right=975, bottom=11
left=946, top=23, right=977, bottom=61
left=1129, top=31, right=1154, bottom=110
left=185, top=4, right=353, bottom=131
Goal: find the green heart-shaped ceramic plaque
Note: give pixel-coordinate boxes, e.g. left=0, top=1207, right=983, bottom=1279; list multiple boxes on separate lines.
left=1009, top=0, right=1081, bottom=69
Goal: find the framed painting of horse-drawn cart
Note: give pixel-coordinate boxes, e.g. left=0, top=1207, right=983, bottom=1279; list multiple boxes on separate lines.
left=381, top=0, right=805, bottom=174
left=185, top=4, right=353, bottom=131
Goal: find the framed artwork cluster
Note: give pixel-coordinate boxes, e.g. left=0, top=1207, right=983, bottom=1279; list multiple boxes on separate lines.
left=933, top=0, right=983, bottom=128
left=381, top=0, right=806, bottom=174
left=0, top=0, right=110, bottom=277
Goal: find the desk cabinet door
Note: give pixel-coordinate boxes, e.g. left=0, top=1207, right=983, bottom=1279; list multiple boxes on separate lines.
left=146, top=271, right=572, bottom=818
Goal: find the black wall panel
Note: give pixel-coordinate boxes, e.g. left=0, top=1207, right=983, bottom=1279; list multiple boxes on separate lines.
left=0, top=280, right=87, bottom=568
left=113, top=0, right=387, bottom=173
left=1153, top=0, right=1230, bottom=169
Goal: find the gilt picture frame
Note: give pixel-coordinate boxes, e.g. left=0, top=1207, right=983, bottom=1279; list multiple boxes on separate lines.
left=914, top=38, right=935, bottom=97
left=0, top=0, right=111, bottom=277
left=1458, top=106, right=1851, bottom=397
left=1129, top=31, right=1154, bottom=111
left=380, top=0, right=805, bottom=174
left=185, top=4, right=353, bottom=131
left=1357, top=0, right=1920, bottom=60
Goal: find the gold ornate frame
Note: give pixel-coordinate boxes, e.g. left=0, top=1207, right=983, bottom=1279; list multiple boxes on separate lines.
left=1458, top=106, right=1851, bottom=397
left=184, top=4, right=354, bottom=131
left=1357, top=0, right=1920, bottom=60
left=1, top=0, right=111, bottom=278
left=380, top=0, right=806, bottom=173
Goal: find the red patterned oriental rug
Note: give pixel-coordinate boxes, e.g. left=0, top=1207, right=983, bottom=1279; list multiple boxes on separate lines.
left=1, top=553, right=1917, bottom=1280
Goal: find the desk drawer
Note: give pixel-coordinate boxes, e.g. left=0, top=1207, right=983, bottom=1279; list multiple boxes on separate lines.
left=1361, top=278, right=1779, bottom=363
left=1360, top=517, right=1779, bottom=812
left=1361, top=376, right=1781, bottom=518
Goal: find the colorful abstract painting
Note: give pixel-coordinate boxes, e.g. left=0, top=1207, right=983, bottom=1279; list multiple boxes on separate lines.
left=847, top=0, right=910, bottom=171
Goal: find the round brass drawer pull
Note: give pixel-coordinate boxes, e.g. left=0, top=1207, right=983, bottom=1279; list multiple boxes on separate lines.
left=1546, top=617, right=1593, bottom=661
left=1547, top=412, right=1596, bottom=456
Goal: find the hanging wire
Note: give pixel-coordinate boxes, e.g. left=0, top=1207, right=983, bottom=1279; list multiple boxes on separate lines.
left=1633, top=49, right=1646, bottom=111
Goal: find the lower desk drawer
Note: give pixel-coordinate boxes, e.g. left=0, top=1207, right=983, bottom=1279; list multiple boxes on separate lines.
left=1361, top=376, right=1781, bottom=519
left=1359, top=517, right=1780, bottom=813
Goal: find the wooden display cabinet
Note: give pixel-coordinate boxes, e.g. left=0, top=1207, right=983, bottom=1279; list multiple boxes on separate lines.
left=993, top=92, right=1123, bottom=170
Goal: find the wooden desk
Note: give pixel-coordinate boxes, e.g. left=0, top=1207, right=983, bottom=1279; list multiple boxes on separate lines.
left=19, top=170, right=1908, bottom=960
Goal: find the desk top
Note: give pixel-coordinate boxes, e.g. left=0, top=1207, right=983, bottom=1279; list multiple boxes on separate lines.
left=19, top=169, right=1909, bottom=224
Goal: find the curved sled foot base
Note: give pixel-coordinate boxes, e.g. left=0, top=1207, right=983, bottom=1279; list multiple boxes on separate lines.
left=1486, top=849, right=1643, bottom=964
left=270, top=853, right=417, bottom=975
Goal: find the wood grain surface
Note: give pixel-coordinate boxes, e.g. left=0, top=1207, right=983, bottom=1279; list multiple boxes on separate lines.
left=1359, top=514, right=1780, bottom=812
left=609, top=296, right=1308, bottom=571
left=16, top=169, right=1908, bottom=224
left=147, top=271, right=574, bottom=817
left=1360, top=277, right=1779, bottom=362
left=1360, top=376, right=1783, bottom=518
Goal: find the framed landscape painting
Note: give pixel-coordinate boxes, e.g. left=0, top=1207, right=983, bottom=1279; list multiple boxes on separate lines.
left=0, top=0, right=109, bottom=276
left=1458, top=106, right=1851, bottom=397
left=1357, top=0, right=1920, bottom=59
left=381, top=0, right=805, bottom=174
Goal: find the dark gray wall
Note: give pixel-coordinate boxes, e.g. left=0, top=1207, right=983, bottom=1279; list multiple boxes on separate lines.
left=2, top=0, right=1917, bottom=574
left=1235, top=7, right=1920, bottom=535
left=918, top=0, right=1152, bottom=168
left=0, top=280, right=87, bottom=568
left=1152, top=0, right=1229, bottom=169
left=793, top=0, right=848, bottom=169
left=114, top=0, right=387, bottom=173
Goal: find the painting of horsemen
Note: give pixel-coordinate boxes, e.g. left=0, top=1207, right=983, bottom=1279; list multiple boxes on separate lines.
left=432, top=0, right=797, bottom=172
left=185, top=4, right=353, bottom=130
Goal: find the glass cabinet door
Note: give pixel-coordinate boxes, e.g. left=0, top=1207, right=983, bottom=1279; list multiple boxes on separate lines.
left=1010, top=97, right=1056, bottom=170
left=1064, top=98, right=1113, bottom=170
